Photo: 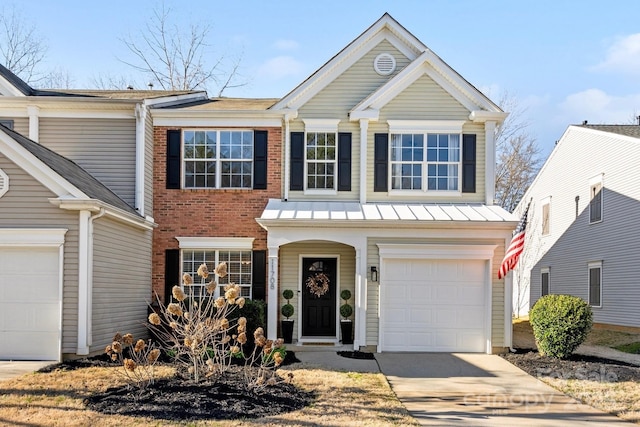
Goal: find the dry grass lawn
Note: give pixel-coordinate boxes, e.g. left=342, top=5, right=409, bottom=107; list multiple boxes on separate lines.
left=512, top=318, right=640, bottom=424
left=0, top=362, right=417, bottom=427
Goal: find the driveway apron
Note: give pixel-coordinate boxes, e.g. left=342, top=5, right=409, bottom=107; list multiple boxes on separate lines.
left=376, top=353, right=632, bottom=426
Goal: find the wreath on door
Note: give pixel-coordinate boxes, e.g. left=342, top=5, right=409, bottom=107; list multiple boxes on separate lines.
left=306, top=272, right=330, bottom=297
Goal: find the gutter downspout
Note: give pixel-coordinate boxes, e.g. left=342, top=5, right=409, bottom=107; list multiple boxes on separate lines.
left=134, top=103, right=146, bottom=217
left=77, top=208, right=105, bottom=355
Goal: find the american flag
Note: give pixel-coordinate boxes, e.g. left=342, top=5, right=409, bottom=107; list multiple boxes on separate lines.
left=498, top=201, right=531, bottom=279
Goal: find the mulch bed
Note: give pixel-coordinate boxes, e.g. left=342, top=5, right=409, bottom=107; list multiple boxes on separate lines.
left=337, top=350, right=376, bottom=360
left=502, top=348, right=640, bottom=382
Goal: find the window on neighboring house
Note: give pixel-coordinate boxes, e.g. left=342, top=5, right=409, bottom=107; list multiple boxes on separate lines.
left=588, top=261, right=602, bottom=307
left=182, top=249, right=253, bottom=298
left=183, top=130, right=253, bottom=189
left=590, top=182, right=603, bottom=223
left=0, top=119, right=14, bottom=130
left=541, top=200, right=550, bottom=235
left=306, top=131, right=336, bottom=190
left=541, top=268, right=550, bottom=296
left=391, top=133, right=460, bottom=191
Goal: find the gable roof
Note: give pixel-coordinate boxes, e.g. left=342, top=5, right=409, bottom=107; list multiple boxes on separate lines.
left=271, top=13, right=503, bottom=120
left=0, top=64, right=34, bottom=96
left=0, top=124, right=139, bottom=216
left=578, top=124, right=640, bottom=139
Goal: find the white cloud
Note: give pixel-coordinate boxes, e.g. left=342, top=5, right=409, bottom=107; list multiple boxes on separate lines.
left=273, top=39, right=299, bottom=51
left=256, top=56, right=304, bottom=79
left=559, top=89, right=640, bottom=123
left=591, top=33, right=640, bottom=74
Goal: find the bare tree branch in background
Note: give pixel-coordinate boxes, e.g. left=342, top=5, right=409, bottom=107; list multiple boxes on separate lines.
left=91, top=73, right=138, bottom=90
left=0, top=5, right=47, bottom=83
left=38, top=68, right=75, bottom=89
left=495, top=92, right=544, bottom=212
left=118, top=3, right=245, bottom=95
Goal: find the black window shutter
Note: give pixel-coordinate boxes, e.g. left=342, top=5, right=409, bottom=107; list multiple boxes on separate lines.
left=166, top=130, right=181, bottom=189
left=253, top=130, right=268, bottom=190
left=374, top=133, right=388, bottom=192
left=252, top=250, right=267, bottom=301
left=337, top=132, right=352, bottom=191
left=462, top=134, right=476, bottom=193
left=164, top=249, right=180, bottom=304
left=290, top=132, right=304, bottom=191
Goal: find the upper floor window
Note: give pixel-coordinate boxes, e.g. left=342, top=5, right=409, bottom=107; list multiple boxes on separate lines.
left=306, top=131, right=336, bottom=190
left=390, top=133, right=460, bottom=191
left=183, top=130, right=253, bottom=189
left=588, top=261, right=602, bottom=307
left=541, top=197, right=551, bottom=236
left=589, top=175, right=603, bottom=224
left=0, top=119, right=14, bottom=130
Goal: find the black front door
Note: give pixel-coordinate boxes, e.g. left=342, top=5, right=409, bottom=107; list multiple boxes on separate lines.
left=301, top=257, right=337, bottom=336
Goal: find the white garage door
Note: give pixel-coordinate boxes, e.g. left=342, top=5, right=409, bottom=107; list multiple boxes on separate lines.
left=380, top=259, right=487, bottom=352
left=0, top=247, right=61, bottom=360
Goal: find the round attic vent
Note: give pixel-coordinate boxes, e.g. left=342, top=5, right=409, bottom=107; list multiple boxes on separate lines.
left=374, top=53, right=396, bottom=75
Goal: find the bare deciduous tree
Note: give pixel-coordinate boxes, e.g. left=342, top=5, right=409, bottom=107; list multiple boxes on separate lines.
left=495, top=92, right=544, bottom=212
left=119, top=3, right=244, bottom=96
left=0, top=5, right=47, bottom=83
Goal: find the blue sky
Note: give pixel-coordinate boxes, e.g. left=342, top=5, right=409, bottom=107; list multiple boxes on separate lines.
left=14, top=0, right=640, bottom=156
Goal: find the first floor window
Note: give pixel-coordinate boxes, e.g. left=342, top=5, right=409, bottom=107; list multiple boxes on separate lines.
left=306, top=131, right=336, bottom=190
left=182, top=249, right=252, bottom=298
left=183, top=130, right=253, bottom=188
left=390, top=133, right=460, bottom=191
left=588, top=261, right=602, bottom=307
left=541, top=268, right=550, bottom=296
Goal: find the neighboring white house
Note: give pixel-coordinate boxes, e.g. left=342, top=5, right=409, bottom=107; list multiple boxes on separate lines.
left=513, top=124, right=640, bottom=329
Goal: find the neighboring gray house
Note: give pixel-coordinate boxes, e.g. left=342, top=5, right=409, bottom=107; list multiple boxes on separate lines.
left=513, top=124, right=640, bottom=329
left=0, top=67, right=205, bottom=361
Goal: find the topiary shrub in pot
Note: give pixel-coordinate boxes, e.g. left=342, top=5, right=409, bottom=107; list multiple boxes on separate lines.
left=529, top=294, right=593, bottom=359
left=281, top=289, right=295, bottom=344
left=340, top=289, right=353, bottom=345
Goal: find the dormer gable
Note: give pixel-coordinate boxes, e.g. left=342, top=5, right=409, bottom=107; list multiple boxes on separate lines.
left=0, top=64, right=33, bottom=96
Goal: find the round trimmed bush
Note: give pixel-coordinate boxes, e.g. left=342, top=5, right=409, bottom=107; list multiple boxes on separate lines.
left=281, top=303, right=294, bottom=319
left=340, top=303, right=353, bottom=319
left=282, top=289, right=294, bottom=301
left=529, top=294, right=593, bottom=359
left=340, top=289, right=352, bottom=301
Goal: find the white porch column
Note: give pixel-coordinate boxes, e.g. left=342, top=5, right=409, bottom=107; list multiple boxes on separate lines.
left=359, top=118, right=369, bottom=205
left=356, top=244, right=369, bottom=349
left=27, top=105, right=40, bottom=142
left=267, top=246, right=280, bottom=340
left=485, top=120, right=497, bottom=205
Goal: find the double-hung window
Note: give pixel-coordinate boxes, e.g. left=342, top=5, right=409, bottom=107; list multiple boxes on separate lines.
left=589, top=175, right=603, bottom=224
left=183, top=130, right=253, bottom=188
left=541, top=267, right=550, bottom=296
left=306, top=131, right=336, bottom=190
left=181, top=249, right=253, bottom=298
left=588, top=261, right=602, bottom=307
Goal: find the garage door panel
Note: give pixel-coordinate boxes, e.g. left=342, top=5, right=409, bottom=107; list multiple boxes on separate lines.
left=0, top=247, right=60, bottom=361
left=381, top=258, right=487, bottom=353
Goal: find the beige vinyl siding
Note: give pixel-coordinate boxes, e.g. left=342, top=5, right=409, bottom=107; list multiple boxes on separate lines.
left=0, top=117, right=29, bottom=135
left=39, top=118, right=137, bottom=207
left=366, top=237, right=506, bottom=348
left=287, top=121, right=361, bottom=201
left=91, top=218, right=152, bottom=353
left=0, top=153, right=80, bottom=354
left=367, top=122, right=486, bottom=203
left=299, top=40, right=411, bottom=119
left=144, top=111, right=153, bottom=215
left=278, top=241, right=356, bottom=339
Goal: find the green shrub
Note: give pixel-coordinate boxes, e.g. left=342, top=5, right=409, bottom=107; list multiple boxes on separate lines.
left=340, top=303, right=353, bottom=319
left=281, top=303, right=294, bottom=319
left=529, top=294, right=593, bottom=359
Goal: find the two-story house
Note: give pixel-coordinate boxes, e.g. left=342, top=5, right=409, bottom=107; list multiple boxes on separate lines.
left=514, top=124, right=640, bottom=330
left=0, top=66, right=208, bottom=361
left=153, top=14, right=518, bottom=354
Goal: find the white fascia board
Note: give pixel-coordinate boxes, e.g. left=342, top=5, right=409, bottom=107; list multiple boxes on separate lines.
left=0, top=77, right=26, bottom=96
left=303, top=118, right=341, bottom=132
left=387, top=120, right=465, bottom=133
left=153, top=117, right=283, bottom=127
left=256, top=218, right=517, bottom=231
left=272, top=23, right=421, bottom=111
left=50, top=198, right=156, bottom=230
left=0, top=132, right=87, bottom=198
left=38, top=110, right=135, bottom=119
left=152, top=110, right=285, bottom=127
left=0, top=228, right=67, bottom=246
left=377, top=243, right=498, bottom=260
left=176, top=236, right=255, bottom=249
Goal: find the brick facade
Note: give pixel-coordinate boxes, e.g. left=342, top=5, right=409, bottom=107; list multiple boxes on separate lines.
left=151, top=126, right=282, bottom=300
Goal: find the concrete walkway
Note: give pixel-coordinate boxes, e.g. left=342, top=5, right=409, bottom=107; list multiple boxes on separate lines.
left=376, top=353, right=634, bottom=426
left=0, top=361, right=52, bottom=381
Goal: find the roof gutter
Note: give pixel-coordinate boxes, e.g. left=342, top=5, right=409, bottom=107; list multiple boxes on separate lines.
left=49, top=198, right=156, bottom=230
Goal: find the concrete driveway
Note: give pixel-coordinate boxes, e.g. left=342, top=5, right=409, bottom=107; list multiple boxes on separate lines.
left=376, top=353, right=633, bottom=426
left=0, top=361, right=52, bottom=381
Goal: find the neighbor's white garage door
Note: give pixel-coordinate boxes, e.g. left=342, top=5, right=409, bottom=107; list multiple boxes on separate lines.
left=0, top=247, right=61, bottom=360
left=380, top=259, right=487, bottom=352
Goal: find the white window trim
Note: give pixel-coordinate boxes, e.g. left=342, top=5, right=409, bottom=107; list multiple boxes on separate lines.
left=541, top=196, right=551, bottom=236
left=589, top=173, right=604, bottom=225
left=0, top=167, right=8, bottom=198
left=588, top=261, right=602, bottom=308
left=182, top=129, right=254, bottom=190
left=388, top=132, right=462, bottom=194
left=540, top=267, right=550, bottom=296
left=176, top=237, right=254, bottom=250
left=303, top=127, right=338, bottom=194
left=302, top=119, right=340, bottom=132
